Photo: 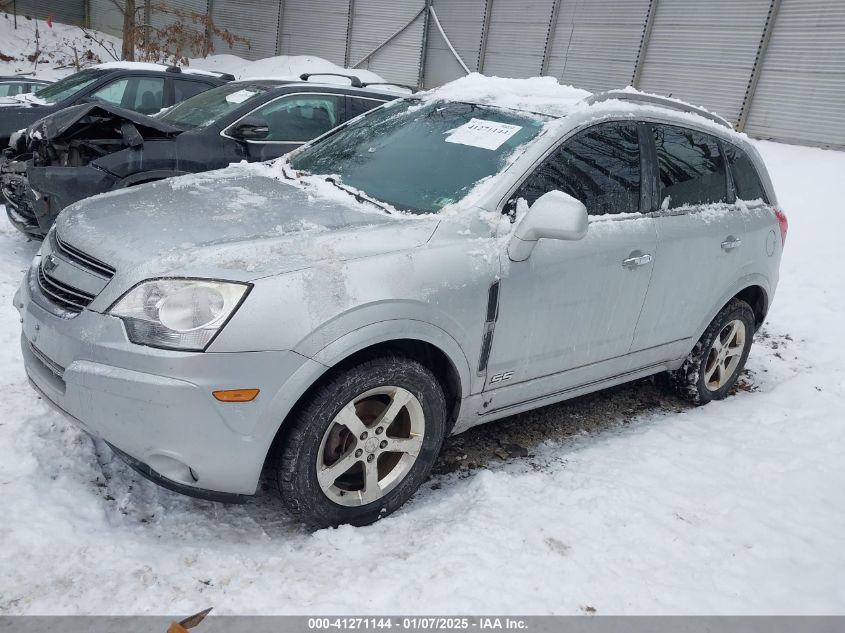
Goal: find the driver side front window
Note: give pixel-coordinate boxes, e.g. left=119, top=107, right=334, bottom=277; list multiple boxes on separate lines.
left=510, top=122, right=642, bottom=216
left=251, top=95, right=340, bottom=142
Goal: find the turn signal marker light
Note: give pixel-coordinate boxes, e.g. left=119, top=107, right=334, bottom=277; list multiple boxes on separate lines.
left=213, top=388, right=260, bottom=402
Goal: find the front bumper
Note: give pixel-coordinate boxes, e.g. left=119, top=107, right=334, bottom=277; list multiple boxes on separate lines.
left=16, top=267, right=325, bottom=498
left=1, top=157, right=41, bottom=237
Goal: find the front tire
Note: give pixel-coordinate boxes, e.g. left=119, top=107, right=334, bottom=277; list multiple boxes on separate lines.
left=668, top=298, right=755, bottom=404
left=271, top=355, right=447, bottom=528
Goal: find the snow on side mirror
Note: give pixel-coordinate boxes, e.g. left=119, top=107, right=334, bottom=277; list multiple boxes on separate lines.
left=508, top=190, right=589, bottom=262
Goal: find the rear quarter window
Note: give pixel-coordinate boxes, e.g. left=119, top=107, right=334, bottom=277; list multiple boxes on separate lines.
left=174, top=79, right=212, bottom=103
left=725, top=143, right=768, bottom=203
left=653, top=125, right=727, bottom=209
left=349, top=97, right=387, bottom=119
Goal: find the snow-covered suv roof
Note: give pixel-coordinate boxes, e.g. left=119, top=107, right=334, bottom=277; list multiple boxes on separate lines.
left=92, top=61, right=230, bottom=79
left=424, top=74, right=734, bottom=133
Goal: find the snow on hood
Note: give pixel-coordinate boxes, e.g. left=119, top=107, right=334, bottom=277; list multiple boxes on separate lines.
left=55, top=163, right=438, bottom=282
left=422, top=73, right=592, bottom=117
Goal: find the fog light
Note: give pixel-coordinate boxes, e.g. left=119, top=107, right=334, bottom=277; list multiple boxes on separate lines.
left=213, top=388, right=260, bottom=402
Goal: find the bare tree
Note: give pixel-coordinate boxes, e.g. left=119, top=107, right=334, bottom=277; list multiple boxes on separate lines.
left=106, top=1, right=249, bottom=65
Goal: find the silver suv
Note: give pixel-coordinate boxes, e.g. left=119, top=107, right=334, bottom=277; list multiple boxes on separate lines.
left=15, top=83, right=786, bottom=527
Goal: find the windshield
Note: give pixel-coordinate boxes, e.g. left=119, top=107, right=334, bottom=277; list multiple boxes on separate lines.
left=290, top=100, right=547, bottom=214
left=34, top=69, right=105, bottom=105
left=158, top=82, right=276, bottom=129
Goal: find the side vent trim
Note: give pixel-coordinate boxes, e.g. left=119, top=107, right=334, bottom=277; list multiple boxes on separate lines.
left=477, top=280, right=500, bottom=374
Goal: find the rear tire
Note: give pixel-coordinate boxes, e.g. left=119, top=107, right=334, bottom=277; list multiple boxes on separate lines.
left=668, top=298, right=755, bottom=405
left=270, top=355, right=447, bottom=528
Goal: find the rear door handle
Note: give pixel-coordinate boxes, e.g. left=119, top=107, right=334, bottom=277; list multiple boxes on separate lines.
left=622, top=252, right=654, bottom=269
left=721, top=236, right=742, bottom=251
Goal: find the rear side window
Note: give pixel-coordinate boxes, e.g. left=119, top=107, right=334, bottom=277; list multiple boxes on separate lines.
left=173, top=79, right=211, bottom=103
left=653, top=125, right=727, bottom=209
left=512, top=121, right=641, bottom=216
left=90, top=76, right=164, bottom=114
left=349, top=97, right=387, bottom=119
left=129, top=77, right=165, bottom=114
left=725, top=143, right=768, bottom=203
left=0, top=83, right=25, bottom=97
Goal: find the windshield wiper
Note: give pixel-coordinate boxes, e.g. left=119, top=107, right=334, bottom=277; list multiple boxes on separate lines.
left=324, top=177, right=392, bottom=214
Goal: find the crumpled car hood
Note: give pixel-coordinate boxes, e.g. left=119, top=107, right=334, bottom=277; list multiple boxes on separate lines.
left=31, top=102, right=182, bottom=140
left=55, top=166, right=439, bottom=282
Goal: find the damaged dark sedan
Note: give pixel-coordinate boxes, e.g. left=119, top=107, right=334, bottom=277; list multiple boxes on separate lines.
left=2, top=76, right=406, bottom=237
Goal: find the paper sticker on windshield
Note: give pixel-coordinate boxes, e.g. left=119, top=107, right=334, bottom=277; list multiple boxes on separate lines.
left=225, top=89, right=256, bottom=104
left=445, top=118, right=522, bottom=150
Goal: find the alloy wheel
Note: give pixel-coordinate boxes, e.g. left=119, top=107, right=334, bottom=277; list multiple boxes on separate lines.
left=316, top=386, right=425, bottom=507
left=704, top=319, right=746, bottom=391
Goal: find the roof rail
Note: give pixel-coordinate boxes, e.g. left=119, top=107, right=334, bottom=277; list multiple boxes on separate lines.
left=300, top=73, right=363, bottom=88
left=361, top=81, right=416, bottom=93
left=166, top=65, right=234, bottom=81
left=586, top=90, right=732, bottom=129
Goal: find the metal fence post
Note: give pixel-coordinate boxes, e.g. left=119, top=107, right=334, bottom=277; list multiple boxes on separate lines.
left=736, top=0, right=782, bottom=131
left=276, top=0, right=285, bottom=55
left=631, top=0, right=658, bottom=88
left=344, top=0, right=356, bottom=67
left=540, top=0, right=562, bottom=76
left=477, top=0, right=493, bottom=73
left=417, top=0, right=434, bottom=89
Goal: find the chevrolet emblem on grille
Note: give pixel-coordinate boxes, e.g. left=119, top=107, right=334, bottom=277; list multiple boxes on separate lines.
left=43, top=254, right=58, bottom=273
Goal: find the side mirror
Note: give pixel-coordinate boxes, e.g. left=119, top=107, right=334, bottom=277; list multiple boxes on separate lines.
left=508, top=190, right=588, bottom=262
left=230, top=115, right=270, bottom=140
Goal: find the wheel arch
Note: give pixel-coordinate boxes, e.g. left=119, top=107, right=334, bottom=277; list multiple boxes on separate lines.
left=697, top=276, right=771, bottom=341
left=262, top=323, right=470, bottom=473
left=734, top=284, right=769, bottom=329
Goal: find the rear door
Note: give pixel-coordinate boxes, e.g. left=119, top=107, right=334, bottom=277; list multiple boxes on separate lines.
left=631, top=123, right=747, bottom=360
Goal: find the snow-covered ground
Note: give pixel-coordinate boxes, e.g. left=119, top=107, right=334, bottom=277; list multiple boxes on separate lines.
left=0, top=139, right=843, bottom=615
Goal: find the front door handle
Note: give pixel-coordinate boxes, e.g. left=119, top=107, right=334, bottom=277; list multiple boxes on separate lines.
left=622, top=252, right=654, bottom=269
left=721, top=236, right=742, bottom=251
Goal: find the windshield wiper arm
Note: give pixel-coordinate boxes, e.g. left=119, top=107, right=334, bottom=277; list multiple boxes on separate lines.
left=324, top=177, right=392, bottom=214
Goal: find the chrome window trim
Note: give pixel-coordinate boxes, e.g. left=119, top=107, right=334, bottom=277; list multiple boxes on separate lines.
left=495, top=114, right=743, bottom=220
left=220, top=91, right=343, bottom=145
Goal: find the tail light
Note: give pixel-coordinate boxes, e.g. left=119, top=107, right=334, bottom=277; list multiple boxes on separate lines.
left=774, top=208, right=788, bottom=245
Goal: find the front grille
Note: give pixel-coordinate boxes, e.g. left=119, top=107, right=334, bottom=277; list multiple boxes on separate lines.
left=37, top=265, right=96, bottom=313
left=52, top=232, right=116, bottom=278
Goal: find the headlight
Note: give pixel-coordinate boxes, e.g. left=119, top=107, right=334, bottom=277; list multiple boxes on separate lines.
left=109, top=279, right=250, bottom=350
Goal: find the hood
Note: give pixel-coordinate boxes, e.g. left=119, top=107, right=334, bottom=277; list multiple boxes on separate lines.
left=34, top=102, right=182, bottom=141
left=55, top=166, right=439, bottom=282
